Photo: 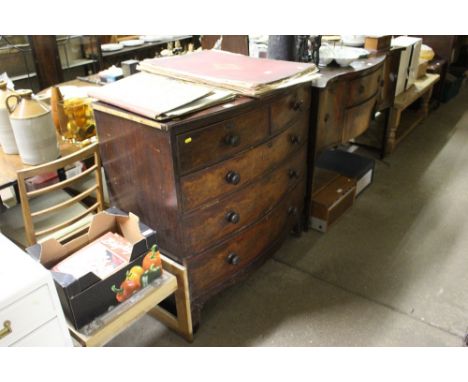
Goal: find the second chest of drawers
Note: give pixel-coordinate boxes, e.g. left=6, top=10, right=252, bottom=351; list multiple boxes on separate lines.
left=94, top=84, right=311, bottom=323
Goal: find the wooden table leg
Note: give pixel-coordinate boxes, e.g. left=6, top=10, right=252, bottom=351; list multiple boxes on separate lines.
left=386, top=107, right=401, bottom=155
left=380, top=108, right=391, bottom=159
left=421, top=86, right=435, bottom=119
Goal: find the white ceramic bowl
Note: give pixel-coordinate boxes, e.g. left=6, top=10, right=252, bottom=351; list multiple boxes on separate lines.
left=319, top=45, right=334, bottom=66
left=101, top=43, right=123, bottom=52
left=335, top=57, right=356, bottom=67
left=333, top=48, right=360, bottom=67
left=121, top=39, right=144, bottom=47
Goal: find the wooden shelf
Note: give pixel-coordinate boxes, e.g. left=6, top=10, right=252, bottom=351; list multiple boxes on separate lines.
left=61, top=58, right=96, bottom=70
left=68, top=254, right=193, bottom=346
left=101, top=35, right=193, bottom=58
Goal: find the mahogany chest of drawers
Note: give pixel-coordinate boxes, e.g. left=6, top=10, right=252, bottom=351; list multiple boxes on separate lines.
left=93, top=84, right=311, bottom=324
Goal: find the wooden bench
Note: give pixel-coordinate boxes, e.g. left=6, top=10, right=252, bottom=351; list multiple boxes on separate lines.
left=385, top=73, right=440, bottom=154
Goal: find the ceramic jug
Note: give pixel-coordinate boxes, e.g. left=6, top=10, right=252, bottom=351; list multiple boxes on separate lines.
left=0, top=80, right=19, bottom=154
left=6, top=89, right=59, bottom=165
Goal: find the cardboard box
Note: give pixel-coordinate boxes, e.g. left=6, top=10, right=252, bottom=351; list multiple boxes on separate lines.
left=391, top=36, right=422, bottom=96
left=364, top=35, right=392, bottom=51
left=311, top=175, right=356, bottom=233
left=417, top=59, right=429, bottom=79
left=27, top=208, right=157, bottom=329
left=316, top=149, right=375, bottom=196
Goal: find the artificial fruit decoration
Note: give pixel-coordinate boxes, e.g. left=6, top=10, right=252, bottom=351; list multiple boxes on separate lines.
left=111, top=279, right=141, bottom=303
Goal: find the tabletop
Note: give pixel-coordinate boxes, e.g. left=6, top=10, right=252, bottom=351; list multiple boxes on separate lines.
left=394, top=73, right=440, bottom=110
left=0, top=140, right=80, bottom=190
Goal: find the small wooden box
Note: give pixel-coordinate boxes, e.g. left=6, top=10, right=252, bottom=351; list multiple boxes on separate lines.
left=311, top=175, right=356, bottom=233
left=364, top=35, right=392, bottom=51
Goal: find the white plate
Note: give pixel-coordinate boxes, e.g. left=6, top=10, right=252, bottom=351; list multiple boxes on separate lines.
left=121, top=39, right=144, bottom=47
left=139, top=35, right=162, bottom=43
left=101, top=43, right=124, bottom=52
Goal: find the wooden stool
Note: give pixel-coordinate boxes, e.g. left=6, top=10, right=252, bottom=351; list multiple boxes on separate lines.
left=68, top=255, right=193, bottom=346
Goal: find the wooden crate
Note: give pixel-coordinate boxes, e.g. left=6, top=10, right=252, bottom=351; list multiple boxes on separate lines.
left=365, top=35, right=392, bottom=51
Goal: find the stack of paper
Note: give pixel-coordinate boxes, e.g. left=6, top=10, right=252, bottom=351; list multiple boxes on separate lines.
left=138, top=50, right=319, bottom=97
left=88, top=72, right=235, bottom=121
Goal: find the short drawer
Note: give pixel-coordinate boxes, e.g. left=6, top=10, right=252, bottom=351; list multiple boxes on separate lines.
left=180, top=115, right=309, bottom=211
left=342, top=95, right=377, bottom=142
left=270, top=85, right=311, bottom=133
left=182, top=145, right=307, bottom=252
left=0, top=284, right=56, bottom=346
left=187, top=180, right=306, bottom=299
left=177, top=106, right=269, bottom=174
left=346, top=68, right=382, bottom=107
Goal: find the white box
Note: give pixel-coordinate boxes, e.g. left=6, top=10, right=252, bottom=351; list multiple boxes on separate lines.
left=391, top=36, right=422, bottom=96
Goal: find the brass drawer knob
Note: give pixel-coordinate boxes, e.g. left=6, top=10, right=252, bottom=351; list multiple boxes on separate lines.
left=224, top=133, right=240, bottom=147
left=289, top=135, right=301, bottom=145
left=225, top=211, right=240, bottom=224
left=288, top=169, right=299, bottom=179
left=225, top=171, right=241, bottom=185
left=0, top=320, right=12, bottom=340
left=227, top=252, right=240, bottom=265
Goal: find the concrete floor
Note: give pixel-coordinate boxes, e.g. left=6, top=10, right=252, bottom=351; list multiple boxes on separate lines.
left=109, top=84, right=468, bottom=347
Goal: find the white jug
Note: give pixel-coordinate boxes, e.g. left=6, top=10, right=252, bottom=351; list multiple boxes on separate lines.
left=6, top=89, right=59, bottom=165
left=0, top=80, right=19, bottom=154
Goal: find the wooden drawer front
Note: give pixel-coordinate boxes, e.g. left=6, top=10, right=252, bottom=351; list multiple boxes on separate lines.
left=342, top=96, right=377, bottom=142
left=314, top=82, right=346, bottom=154
left=270, top=86, right=311, bottom=132
left=188, top=180, right=305, bottom=298
left=180, top=115, right=308, bottom=211
left=346, top=68, right=382, bottom=107
left=177, top=106, right=269, bottom=174
left=0, top=284, right=56, bottom=346
left=182, top=146, right=307, bottom=252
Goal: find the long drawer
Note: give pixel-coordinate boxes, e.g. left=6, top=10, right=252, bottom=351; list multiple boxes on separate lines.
left=180, top=115, right=309, bottom=211
left=176, top=106, right=269, bottom=174
left=346, top=68, right=382, bottom=107
left=182, top=145, right=307, bottom=252
left=187, top=180, right=305, bottom=299
left=270, top=86, right=311, bottom=133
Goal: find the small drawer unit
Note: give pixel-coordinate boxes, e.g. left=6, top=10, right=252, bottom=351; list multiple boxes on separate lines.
left=0, top=234, right=72, bottom=347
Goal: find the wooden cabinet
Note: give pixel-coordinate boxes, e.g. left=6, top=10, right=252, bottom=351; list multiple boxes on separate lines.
left=0, top=233, right=72, bottom=347
left=93, top=84, right=311, bottom=324
left=310, top=55, right=386, bottom=155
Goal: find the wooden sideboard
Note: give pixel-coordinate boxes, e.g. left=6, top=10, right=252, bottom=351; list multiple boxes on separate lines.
left=309, top=55, right=386, bottom=157
left=93, top=84, right=311, bottom=325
